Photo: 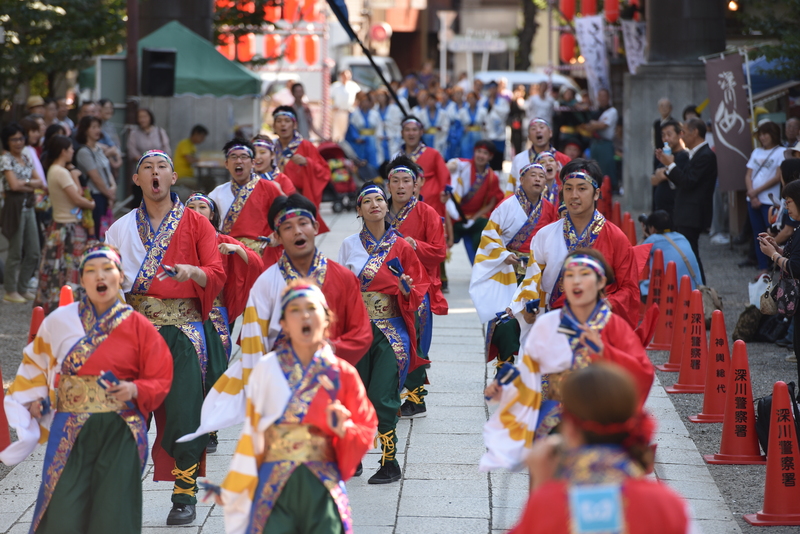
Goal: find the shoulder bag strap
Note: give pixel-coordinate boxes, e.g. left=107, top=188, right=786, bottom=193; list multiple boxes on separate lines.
left=662, top=233, right=698, bottom=282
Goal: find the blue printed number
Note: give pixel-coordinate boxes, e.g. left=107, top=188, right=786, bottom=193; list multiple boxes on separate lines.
left=568, top=484, right=624, bottom=533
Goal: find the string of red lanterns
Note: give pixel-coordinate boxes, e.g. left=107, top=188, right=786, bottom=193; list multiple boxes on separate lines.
left=558, top=0, right=627, bottom=64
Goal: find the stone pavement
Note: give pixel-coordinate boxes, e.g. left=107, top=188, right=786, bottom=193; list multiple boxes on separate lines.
left=0, top=208, right=740, bottom=533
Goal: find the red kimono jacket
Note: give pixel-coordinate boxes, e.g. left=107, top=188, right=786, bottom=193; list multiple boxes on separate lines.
left=273, top=171, right=297, bottom=196
left=510, top=478, right=690, bottom=534
left=221, top=179, right=283, bottom=242
left=281, top=139, right=331, bottom=233
left=598, top=313, right=655, bottom=404
left=321, top=260, right=374, bottom=365
left=459, top=162, right=505, bottom=219
left=218, top=233, right=264, bottom=321
left=409, top=145, right=450, bottom=217
left=389, top=198, right=448, bottom=315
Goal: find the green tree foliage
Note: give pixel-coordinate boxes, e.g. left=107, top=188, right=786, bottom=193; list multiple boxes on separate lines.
left=0, top=0, right=125, bottom=104
left=742, top=0, right=800, bottom=79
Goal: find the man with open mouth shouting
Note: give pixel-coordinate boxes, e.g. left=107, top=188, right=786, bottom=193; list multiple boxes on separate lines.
left=208, top=138, right=285, bottom=270
left=508, top=118, right=572, bottom=196
left=105, top=150, right=228, bottom=526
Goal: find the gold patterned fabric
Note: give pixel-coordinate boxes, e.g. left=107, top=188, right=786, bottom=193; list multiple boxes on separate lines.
left=221, top=176, right=259, bottom=235
left=126, top=295, right=202, bottom=325
left=549, top=210, right=606, bottom=307
left=56, top=376, right=128, bottom=413
left=362, top=291, right=401, bottom=319
left=132, top=195, right=184, bottom=294
left=263, top=424, right=335, bottom=463
left=386, top=196, right=417, bottom=230
left=239, top=237, right=269, bottom=256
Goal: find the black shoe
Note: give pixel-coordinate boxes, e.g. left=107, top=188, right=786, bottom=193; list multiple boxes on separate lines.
left=207, top=432, right=218, bottom=454
left=399, top=400, right=427, bottom=418
left=354, top=462, right=363, bottom=477
left=441, top=280, right=449, bottom=294
left=166, top=504, right=196, bottom=525
left=777, top=337, right=793, bottom=348
left=368, top=463, right=401, bottom=484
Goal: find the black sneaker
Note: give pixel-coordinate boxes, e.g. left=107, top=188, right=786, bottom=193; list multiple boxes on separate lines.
left=399, top=400, right=427, bottom=418
left=354, top=462, right=363, bottom=477
left=166, top=503, right=196, bottom=525
left=368, top=463, right=401, bottom=484
left=207, top=432, right=218, bottom=454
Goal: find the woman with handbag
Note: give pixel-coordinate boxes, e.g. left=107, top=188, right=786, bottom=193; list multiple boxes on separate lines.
left=758, top=179, right=800, bottom=369
left=0, top=123, right=44, bottom=303
left=748, top=121, right=785, bottom=274
left=34, top=135, right=97, bottom=315
left=75, top=116, right=116, bottom=240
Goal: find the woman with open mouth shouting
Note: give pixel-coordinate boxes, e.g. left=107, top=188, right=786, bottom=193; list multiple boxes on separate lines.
left=481, top=249, right=653, bottom=472
left=0, top=244, right=173, bottom=534
left=217, top=280, right=377, bottom=534
left=337, top=182, right=431, bottom=484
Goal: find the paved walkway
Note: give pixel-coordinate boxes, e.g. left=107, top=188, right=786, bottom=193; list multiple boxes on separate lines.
left=0, top=209, right=740, bottom=533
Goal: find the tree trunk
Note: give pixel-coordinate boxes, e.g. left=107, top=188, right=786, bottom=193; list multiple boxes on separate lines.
left=516, top=0, right=539, bottom=70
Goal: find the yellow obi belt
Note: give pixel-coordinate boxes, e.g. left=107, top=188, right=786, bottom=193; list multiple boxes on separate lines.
left=56, top=375, right=128, bottom=413
left=264, top=424, right=335, bottom=463
left=127, top=295, right=202, bottom=325
left=466, top=125, right=481, bottom=132
left=362, top=291, right=401, bottom=320
left=425, top=127, right=438, bottom=134
left=511, top=251, right=530, bottom=277
left=360, top=128, right=376, bottom=136
left=239, top=237, right=268, bottom=255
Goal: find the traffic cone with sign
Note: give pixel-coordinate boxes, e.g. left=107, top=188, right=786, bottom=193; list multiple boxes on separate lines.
left=656, top=275, right=691, bottom=371
left=689, top=310, right=730, bottom=423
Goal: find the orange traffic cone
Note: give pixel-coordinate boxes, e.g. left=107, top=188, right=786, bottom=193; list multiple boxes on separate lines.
left=622, top=211, right=632, bottom=228
left=744, top=381, right=800, bottom=525
left=611, top=201, right=621, bottom=228
left=655, top=275, right=691, bottom=370
left=28, top=306, right=44, bottom=344
left=666, top=290, right=708, bottom=394
left=689, top=310, right=730, bottom=423
left=58, top=285, right=74, bottom=307
left=598, top=176, right=612, bottom=218
left=704, top=340, right=766, bottom=464
left=648, top=261, right=676, bottom=350
left=625, top=218, right=637, bottom=246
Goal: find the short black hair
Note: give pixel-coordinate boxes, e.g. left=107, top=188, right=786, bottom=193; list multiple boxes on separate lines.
left=645, top=210, right=673, bottom=233
left=474, top=140, right=496, bottom=155
left=76, top=115, right=102, bottom=145
left=682, top=105, right=699, bottom=120
left=1, top=123, right=26, bottom=151
left=661, top=119, right=683, bottom=136
left=560, top=157, right=603, bottom=188
left=191, top=124, right=209, bottom=136
left=43, top=123, right=66, bottom=145
left=138, top=107, right=155, bottom=125
left=222, top=138, right=254, bottom=158
left=290, top=82, right=304, bottom=92
left=386, top=154, right=423, bottom=180
left=781, top=159, right=800, bottom=185
left=782, top=179, right=800, bottom=208
left=272, top=105, right=297, bottom=117
left=268, top=193, right=317, bottom=232
left=685, top=117, right=707, bottom=138
left=97, top=98, right=113, bottom=108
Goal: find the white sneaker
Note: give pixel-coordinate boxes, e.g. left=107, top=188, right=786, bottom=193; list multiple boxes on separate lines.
left=710, top=233, right=730, bottom=245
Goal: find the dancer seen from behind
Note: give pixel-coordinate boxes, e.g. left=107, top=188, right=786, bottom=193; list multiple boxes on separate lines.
left=105, top=150, right=227, bottom=525
left=508, top=363, right=695, bottom=533
left=179, top=194, right=372, bottom=453
left=469, top=162, right=557, bottom=366
left=482, top=249, right=653, bottom=472
left=513, top=159, right=641, bottom=327
left=208, top=139, right=284, bottom=268
left=218, top=281, right=377, bottom=534
left=338, top=182, right=430, bottom=483
left=0, top=244, right=173, bottom=533
left=385, top=156, right=449, bottom=418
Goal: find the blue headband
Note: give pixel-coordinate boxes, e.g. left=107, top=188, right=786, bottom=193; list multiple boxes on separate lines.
left=187, top=193, right=214, bottom=213
left=402, top=117, right=423, bottom=128
left=529, top=117, right=551, bottom=129
left=79, top=244, right=122, bottom=272
left=564, top=254, right=606, bottom=277
left=280, top=284, right=328, bottom=312
left=534, top=151, right=556, bottom=163
left=357, top=185, right=387, bottom=206
left=388, top=166, right=417, bottom=182
left=519, top=163, right=546, bottom=177
left=274, top=208, right=316, bottom=228
left=274, top=110, right=297, bottom=121
left=564, top=170, right=598, bottom=188
left=252, top=139, right=275, bottom=151
left=137, top=150, right=173, bottom=172
left=226, top=145, right=254, bottom=159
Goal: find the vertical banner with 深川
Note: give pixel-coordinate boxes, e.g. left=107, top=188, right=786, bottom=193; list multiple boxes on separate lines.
left=705, top=53, right=752, bottom=191
left=574, top=15, right=610, bottom=103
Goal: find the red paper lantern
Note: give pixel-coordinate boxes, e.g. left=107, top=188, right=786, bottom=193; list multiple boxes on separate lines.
left=630, top=0, right=640, bottom=21
left=217, top=33, right=235, bottom=60
left=236, top=34, right=254, bottom=62
left=264, top=34, right=281, bottom=61
left=263, top=3, right=280, bottom=21
left=582, top=0, right=597, bottom=15
left=560, top=33, right=576, bottom=64
left=304, top=35, right=319, bottom=65
left=301, top=0, right=317, bottom=21
left=559, top=0, right=576, bottom=21
left=283, top=0, right=299, bottom=22
left=239, top=0, right=255, bottom=13
left=285, top=34, right=299, bottom=63
left=605, top=0, right=619, bottom=23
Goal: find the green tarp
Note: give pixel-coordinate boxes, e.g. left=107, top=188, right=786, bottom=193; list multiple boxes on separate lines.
left=79, top=21, right=261, bottom=97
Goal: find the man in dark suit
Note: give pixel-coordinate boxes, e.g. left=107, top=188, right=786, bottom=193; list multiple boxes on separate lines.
left=656, top=117, right=717, bottom=283
left=653, top=98, right=674, bottom=170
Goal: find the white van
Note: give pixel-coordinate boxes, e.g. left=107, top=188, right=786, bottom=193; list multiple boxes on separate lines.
left=336, top=56, right=403, bottom=92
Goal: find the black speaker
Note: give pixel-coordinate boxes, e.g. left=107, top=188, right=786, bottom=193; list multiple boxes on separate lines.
left=141, top=48, right=177, bottom=96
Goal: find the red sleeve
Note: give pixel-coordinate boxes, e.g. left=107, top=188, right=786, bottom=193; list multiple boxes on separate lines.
left=330, top=360, right=378, bottom=480
left=325, top=264, right=373, bottom=366
left=130, top=314, right=174, bottom=415
left=601, top=315, right=655, bottom=405
left=508, top=481, right=570, bottom=534
left=218, top=234, right=264, bottom=320
left=419, top=151, right=448, bottom=217
left=409, top=205, right=447, bottom=270
left=193, top=214, right=227, bottom=319
left=395, top=238, right=430, bottom=316
left=230, top=180, right=283, bottom=240
left=275, top=172, right=297, bottom=196
left=599, top=225, right=641, bottom=328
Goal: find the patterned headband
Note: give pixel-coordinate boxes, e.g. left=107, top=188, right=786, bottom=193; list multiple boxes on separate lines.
left=274, top=207, right=316, bottom=228
left=79, top=244, right=122, bottom=272
left=187, top=193, right=214, bottom=213
left=280, top=284, right=328, bottom=312
left=252, top=139, right=275, bottom=151
left=534, top=151, right=555, bottom=163
left=357, top=185, right=387, bottom=206
left=388, top=166, right=417, bottom=182
left=519, top=163, right=546, bottom=177
left=529, top=117, right=551, bottom=129
left=226, top=145, right=254, bottom=159
left=563, top=254, right=606, bottom=278
left=137, top=150, right=173, bottom=172
left=274, top=110, right=297, bottom=122
left=402, top=117, right=423, bottom=128
left=564, top=170, right=598, bottom=188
